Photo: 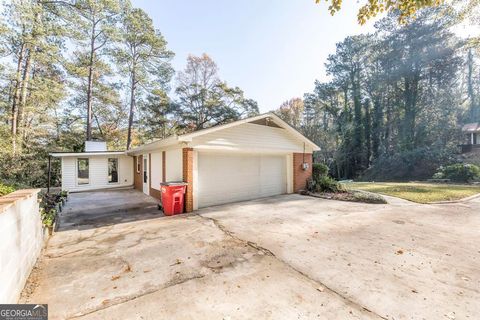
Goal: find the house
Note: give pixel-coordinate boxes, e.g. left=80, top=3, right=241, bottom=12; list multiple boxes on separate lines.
left=51, top=113, right=320, bottom=211
left=460, top=122, right=480, bottom=153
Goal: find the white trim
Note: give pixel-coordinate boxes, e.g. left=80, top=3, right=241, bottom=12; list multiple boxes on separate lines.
left=143, top=154, right=150, bottom=195
left=127, top=136, right=178, bottom=155
left=51, top=151, right=125, bottom=157
left=286, top=154, right=293, bottom=193
left=192, top=150, right=199, bottom=210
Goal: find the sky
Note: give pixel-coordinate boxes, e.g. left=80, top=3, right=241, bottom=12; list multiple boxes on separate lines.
left=131, top=0, right=379, bottom=113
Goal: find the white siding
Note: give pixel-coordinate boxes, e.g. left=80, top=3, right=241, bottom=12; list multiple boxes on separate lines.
left=190, top=123, right=313, bottom=153
left=61, top=155, right=133, bottom=192
left=166, top=148, right=182, bottom=181
left=150, top=151, right=163, bottom=191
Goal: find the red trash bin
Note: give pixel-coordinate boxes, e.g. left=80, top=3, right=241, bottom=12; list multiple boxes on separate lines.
left=160, top=182, right=188, bottom=216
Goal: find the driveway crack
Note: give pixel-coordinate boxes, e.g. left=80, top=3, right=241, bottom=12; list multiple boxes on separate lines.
left=197, top=213, right=387, bottom=320
left=67, top=273, right=205, bottom=319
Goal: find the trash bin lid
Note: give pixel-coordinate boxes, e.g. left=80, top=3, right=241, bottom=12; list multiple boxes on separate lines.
left=160, top=181, right=188, bottom=186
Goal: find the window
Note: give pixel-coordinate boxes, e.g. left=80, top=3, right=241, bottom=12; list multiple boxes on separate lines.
left=136, top=156, right=141, bottom=173
left=108, top=158, right=119, bottom=183
left=77, top=158, right=89, bottom=185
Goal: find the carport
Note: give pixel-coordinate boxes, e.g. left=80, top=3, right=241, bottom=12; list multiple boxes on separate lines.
left=58, top=189, right=162, bottom=230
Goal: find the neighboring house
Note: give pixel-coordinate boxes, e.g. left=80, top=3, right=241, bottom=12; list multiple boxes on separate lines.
left=51, top=113, right=320, bottom=211
left=460, top=122, right=480, bottom=153
left=459, top=123, right=480, bottom=166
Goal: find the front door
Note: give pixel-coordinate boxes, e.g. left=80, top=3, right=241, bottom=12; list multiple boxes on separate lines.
left=143, top=154, right=149, bottom=195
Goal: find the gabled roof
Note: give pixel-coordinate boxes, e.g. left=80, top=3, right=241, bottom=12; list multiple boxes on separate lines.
left=127, top=112, right=320, bottom=154
left=462, top=123, right=480, bottom=132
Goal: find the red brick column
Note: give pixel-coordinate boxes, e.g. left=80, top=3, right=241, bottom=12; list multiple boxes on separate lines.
left=162, top=151, right=166, bottom=183
left=293, top=153, right=313, bottom=193
left=183, top=148, right=194, bottom=212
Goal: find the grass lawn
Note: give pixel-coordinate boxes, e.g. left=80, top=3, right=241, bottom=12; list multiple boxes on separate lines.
left=344, top=182, right=480, bottom=203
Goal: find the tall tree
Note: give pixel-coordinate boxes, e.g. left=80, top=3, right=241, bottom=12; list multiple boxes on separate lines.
left=276, top=98, right=304, bottom=128
left=175, top=54, right=259, bottom=131
left=64, top=0, right=122, bottom=141
left=2, top=0, right=65, bottom=153
left=115, top=7, right=174, bottom=149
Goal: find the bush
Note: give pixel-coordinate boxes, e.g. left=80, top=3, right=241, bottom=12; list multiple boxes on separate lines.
left=0, top=183, right=15, bottom=196
left=433, top=164, right=480, bottom=182
left=309, top=175, right=346, bottom=193
left=312, top=163, right=328, bottom=180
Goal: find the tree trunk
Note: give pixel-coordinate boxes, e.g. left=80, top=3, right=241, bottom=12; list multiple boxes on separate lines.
left=18, top=47, right=33, bottom=150
left=363, top=99, right=371, bottom=167
left=467, top=48, right=477, bottom=122
left=371, top=97, right=382, bottom=160
left=351, top=68, right=363, bottom=172
left=11, top=43, right=26, bottom=154
left=86, top=24, right=96, bottom=141
left=126, top=68, right=136, bottom=150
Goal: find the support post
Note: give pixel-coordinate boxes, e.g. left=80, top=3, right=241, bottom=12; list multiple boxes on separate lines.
left=47, top=155, right=51, bottom=194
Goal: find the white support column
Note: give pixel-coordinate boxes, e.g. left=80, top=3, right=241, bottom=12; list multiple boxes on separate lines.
left=192, top=150, right=199, bottom=210
left=286, top=154, right=293, bottom=193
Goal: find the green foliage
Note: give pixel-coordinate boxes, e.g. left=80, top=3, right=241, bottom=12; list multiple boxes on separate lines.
left=312, top=163, right=329, bottom=180
left=115, top=6, right=174, bottom=149
left=0, top=183, right=16, bottom=196
left=175, top=54, right=259, bottom=131
left=317, top=175, right=346, bottom=193
left=0, top=151, right=61, bottom=188
left=434, top=164, right=480, bottom=182
left=309, top=175, right=346, bottom=193
left=360, top=147, right=456, bottom=181
left=40, top=191, right=69, bottom=227
left=303, top=9, right=464, bottom=181
left=40, top=207, right=57, bottom=227
left=317, top=0, right=451, bottom=24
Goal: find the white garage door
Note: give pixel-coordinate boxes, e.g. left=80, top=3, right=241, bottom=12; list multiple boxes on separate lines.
left=198, top=152, right=287, bottom=208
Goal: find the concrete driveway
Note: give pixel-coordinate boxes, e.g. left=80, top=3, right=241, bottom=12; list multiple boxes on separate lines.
left=21, top=190, right=480, bottom=319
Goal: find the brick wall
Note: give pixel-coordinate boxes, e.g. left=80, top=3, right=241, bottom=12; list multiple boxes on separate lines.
left=162, top=151, right=166, bottom=182
left=182, top=148, right=194, bottom=212
left=133, top=155, right=143, bottom=191
left=293, top=153, right=312, bottom=193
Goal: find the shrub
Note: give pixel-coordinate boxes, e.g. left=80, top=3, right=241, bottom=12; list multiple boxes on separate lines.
left=311, top=175, right=346, bottom=193
left=312, top=163, right=328, bottom=181
left=40, top=207, right=57, bottom=227
left=0, top=183, right=15, bottom=196
left=433, top=164, right=480, bottom=182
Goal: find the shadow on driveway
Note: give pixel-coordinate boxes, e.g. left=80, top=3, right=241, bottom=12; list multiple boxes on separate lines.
left=59, top=189, right=164, bottom=231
